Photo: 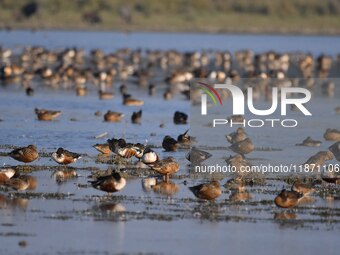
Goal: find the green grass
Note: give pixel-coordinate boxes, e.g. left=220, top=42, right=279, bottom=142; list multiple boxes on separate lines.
left=0, top=1, right=340, bottom=34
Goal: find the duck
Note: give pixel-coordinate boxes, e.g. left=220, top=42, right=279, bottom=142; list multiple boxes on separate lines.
left=119, top=84, right=127, bottom=95
left=229, top=191, right=252, bottom=202
left=89, top=172, right=126, bottom=194
left=274, top=189, right=303, bottom=208
left=99, top=90, right=114, bottom=100
left=295, top=136, right=322, bottom=147
left=107, top=138, right=143, bottom=159
left=303, top=151, right=333, bottom=169
left=107, top=138, right=126, bottom=155
left=25, top=86, right=34, bottom=96
left=329, top=142, right=340, bottom=161
left=324, top=129, right=340, bottom=141
left=0, top=65, right=12, bottom=79
left=142, top=147, right=159, bottom=164
left=163, top=89, right=173, bottom=100
left=291, top=180, right=314, bottom=196
left=93, top=143, right=111, bottom=154
left=8, top=145, right=39, bottom=163
left=229, top=138, right=254, bottom=156
left=223, top=177, right=245, bottom=191
left=162, top=135, right=179, bottom=152
left=173, top=111, right=188, bottom=124
left=177, top=129, right=191, bottom=145
left=189, top=181, right=222, bottom=200
left=225, top=154, right=251, bottom=174
left=123, top=94, right=144, bottom=106
left=131, top=110, right=142, bottom=124
left=103, top=111, right=124, bottom=122
left=35, top=108, right=61, bottom=121
left=226, top=128, right=247, bottom=144
left=321, top=81, right=335, bottom=96
left=227, top=115, right=245, bottom=123
left=321, top=175, right=340, bottom=184
left=76, top=85, right=87, bottom=96
left=132, top=143, right=145, bottom=160
left=94, top=111, right=102, bottom=117
left=52, top=147, right=81, bottom=165
left=148, top=84, right=156, bottom=96
left=147, top=157, right=180, bottom=181
left=186, top=147, right=212, bottom=164
left=321, top=167, right=340, bottom=184
left=0, top=167, right=16, bottom=184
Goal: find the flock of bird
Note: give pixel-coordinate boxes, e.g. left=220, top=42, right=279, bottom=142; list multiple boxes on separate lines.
left=0, top=125, right=339, bottom=208
left=0, top=45, right=340, bottom=209
left=0, top=128, right=188, bottom=192
left=224, top=127, right=340, bottom=208
left=0, top=46, right=339, bottom=99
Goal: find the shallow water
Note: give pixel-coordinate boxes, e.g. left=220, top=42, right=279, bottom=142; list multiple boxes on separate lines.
left=0, top=31, right=340, bottom=255
left=1, top=30, right=340, bottom=55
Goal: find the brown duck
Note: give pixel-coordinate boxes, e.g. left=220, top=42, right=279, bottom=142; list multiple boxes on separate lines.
left=229, top=138, right=254, bottom=156
left=104, top=111, right=124, bottom=122
left=189, top=181, right=222, bottom=200
left=324, top=129, right=340, bottom=141
left=93, top=143, right=111, bottom=154
left=148, top=157, right=180, bottom=181
left=295, top=136, right=322, bottom=147
left=9, top=145, right=39, bottom=163
left=291, top=181, right=314, bottom=196
left=35, top=108, right=61, bottom=121
left=123, top=94, right=144, bottom=106
left=226, top=128, right=247, bottom=144
left=225, top=154, right=251, bottom=174
left=303, top=151, right=333, bottom=169
left=99, top=90, right=114, bottom=100
left=274, top=189, right=303, bottom=208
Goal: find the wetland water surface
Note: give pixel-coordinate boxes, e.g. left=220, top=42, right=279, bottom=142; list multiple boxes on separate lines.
left=0, top=30, right=340, bottom=255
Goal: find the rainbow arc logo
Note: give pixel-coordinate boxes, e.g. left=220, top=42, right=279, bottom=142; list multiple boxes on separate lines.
left=196, top=82, right=223, bottom=115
